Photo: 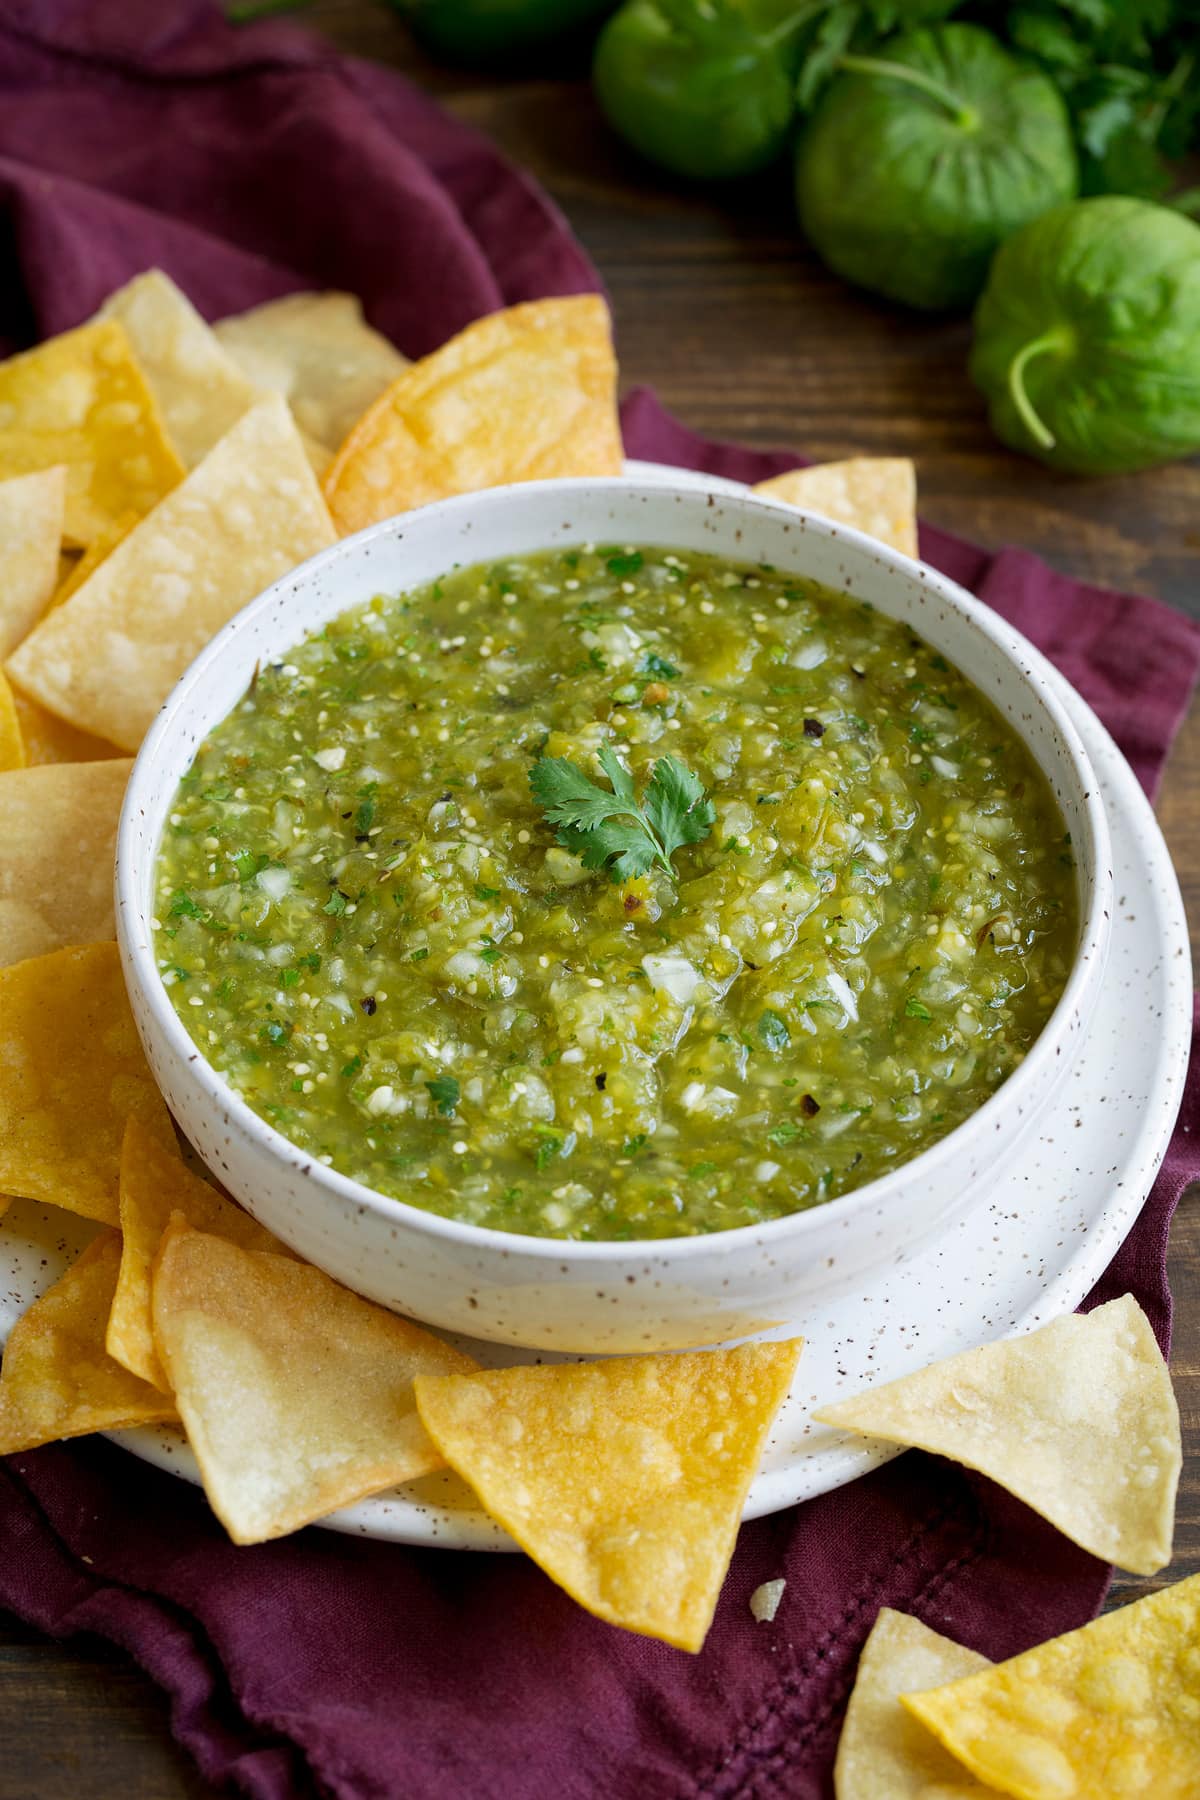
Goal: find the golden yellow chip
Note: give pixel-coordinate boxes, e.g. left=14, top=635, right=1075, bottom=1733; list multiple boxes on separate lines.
left=215, top=290, right=408, bottom=452
left=0, top=941, right=175, bottom=1223
left=299, top=431, right=334, bottom=480
left=8, top=396, right=336, bottom=751
left=814, top=1296, right=1179, bottom=1575
left=98, top=270, right=265, bottom=469
left=151, top=1219, right=479, bottom=1543
left=415, top=1338, right=802, bottom=1652
left=48, top=509, right=139, bottom=611
left=0, top=669, right=23, bottom=772
left=0, top=319, right=184, bottom=546
left=0, top=1232, right=178, bottom=1454
left=0, top=760, right=131, bottom=966
left=904, top=1573, right=1200, bottom=1799
left=755, top=459, right=918, bottom=559
left=323, top=295, right=623, bottom=535
left=0, top=466, right=65, bottom=654
left=834, top=1608, right=993, bottom=1799
left=8, top=685, right=122, bottom=766
left=110, top=1116, right=288, bottom=1391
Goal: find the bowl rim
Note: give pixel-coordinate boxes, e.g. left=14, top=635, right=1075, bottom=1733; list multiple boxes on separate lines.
left=116, top=473, right=1113, bottom=1264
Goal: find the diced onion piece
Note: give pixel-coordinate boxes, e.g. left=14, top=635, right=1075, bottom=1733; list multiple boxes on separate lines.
left=826, top=970, right=858, bottom=1022
left=256, top=866, right=291, bottom=901
left=642, top=952, right=702, bottom=1007
left=749, top=1579, right=786, bottom=1623
left=791, top=641, right=826, bottom=669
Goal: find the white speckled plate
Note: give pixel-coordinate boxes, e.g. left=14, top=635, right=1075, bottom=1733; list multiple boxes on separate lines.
left=0, top=464, right=1190, bottom=1551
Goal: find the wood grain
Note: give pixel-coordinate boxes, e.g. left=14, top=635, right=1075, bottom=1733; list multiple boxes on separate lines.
left=1, top=4, right=1197, bottom=1793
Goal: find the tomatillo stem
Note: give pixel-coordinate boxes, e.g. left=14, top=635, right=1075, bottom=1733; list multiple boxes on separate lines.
left=757, top=0, right=827, bottom=51
left=836, top=52, right=978, bottom=129
left=1007, top=332, right=1070, bottom=452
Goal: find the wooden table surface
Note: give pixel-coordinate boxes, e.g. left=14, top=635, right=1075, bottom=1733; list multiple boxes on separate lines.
left=2, top=5, right=1198, bottom=1794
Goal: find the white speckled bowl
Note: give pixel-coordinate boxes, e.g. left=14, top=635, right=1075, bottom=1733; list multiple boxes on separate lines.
left=117, top=477, right=1112, bottom=1354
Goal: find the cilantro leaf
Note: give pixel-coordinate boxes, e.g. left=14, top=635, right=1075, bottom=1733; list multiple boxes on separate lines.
left=529, top=754, right=628, bottom=833
left=354, top=782, right=378, bottom=836
left=641, top=756, right=716, bottom=865
left=606, top=550, right=643, bottom=578
left=758, top=1009, right=791, bottom=1052
left=425, top=1075, right=460, bottom=1116
left=528, top=748, right=714, bottom=884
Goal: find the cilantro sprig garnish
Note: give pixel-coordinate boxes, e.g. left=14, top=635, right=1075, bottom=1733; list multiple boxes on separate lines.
left=529, top=745, right=714, bottom=884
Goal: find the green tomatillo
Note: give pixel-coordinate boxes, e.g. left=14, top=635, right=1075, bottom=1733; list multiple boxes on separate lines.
left=593, top=0, right=799, bottom=181
left=400, top=0, right=618, bottom=64
left=794, top=23, right=1078, bottom=311
left=970, top=196, right=1200, bottom=476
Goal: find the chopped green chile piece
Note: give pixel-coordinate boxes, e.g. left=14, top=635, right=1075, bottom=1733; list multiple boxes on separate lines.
left=155, top=546, right=1076, bottom=1240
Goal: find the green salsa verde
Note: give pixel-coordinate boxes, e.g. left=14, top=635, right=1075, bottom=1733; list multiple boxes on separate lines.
left=155, top=545, right=1077, bottom=1240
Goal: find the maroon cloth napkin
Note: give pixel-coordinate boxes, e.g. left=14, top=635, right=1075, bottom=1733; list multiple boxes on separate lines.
left=1, top=6, right=1198, bottom=1797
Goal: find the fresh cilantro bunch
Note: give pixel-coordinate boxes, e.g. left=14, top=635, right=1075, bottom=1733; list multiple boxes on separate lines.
left=783, top=0, right=1200, bottom=201
left=529, top=745, right=715, bottom=883
left=990, top=1, right=1200, bottom=201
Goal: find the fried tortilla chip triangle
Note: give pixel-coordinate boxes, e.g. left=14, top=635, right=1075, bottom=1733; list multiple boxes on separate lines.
left=414, top=1338, right=802, bottom=1652
left=215, top=289, right=407, bottom=451
left=46, top=509, right=139, bottom=612
left=903, top=1572, right=1200, bottom=1800
left=322, top=295, right=623, bottom=534
left=0, top=1233, right=178, bottom=1454
left=754, top=459, right=918, bottom=559
left=8, top=394, right=335, bottom=750
left=8, top=685, right=122, bottom=766
left=0, top=761, right=132, bottom=968
left=0, top=941, right=175, bottom=1224
left=151, top=1219, right=478, bottom=1543
left=0, top=319, right=184, bottom=546
left=110, top=1116, right=289, bottom=1391
left=0, top=670, right=22, bottom=773
left=97, top=270, right=265, bottom=468
left=0, top=466, right=65, bottom=655
left=814, top=1296, right=1179, bottom=1574
left=834, top=1608, right=993, bottom=1799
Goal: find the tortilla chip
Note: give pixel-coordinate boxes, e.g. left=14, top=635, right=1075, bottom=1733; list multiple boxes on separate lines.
left=903, top=1573, right=1200, bottom=1799
left=0, top=1232, right=179, bottom=1454
left=323, top=295, right=623, bottom=535
left=215, top=291, right=407, bottom=452
left=151, top=1219, right=478, bottom=1543
left=0, top=669, right=23, bottom=772
left=98, top=270, right=265, bottom=469
left=0, top=319, right=185, bottom=546
left=834, top=1608, right=993, bottom=1799
left=755, top=459, right=918, bottom=559
left=8, top=685, right=122, bottom=766
left=7, top=396, right=336, bottom=751
left=414, top=1338, right=802, bottom=1652
left=814, top=1296, right=1179, bottom=1575
left=0, top=941, right=175, bottom=1224
left=300, top=431, right=334, bottom=480
left=0, top=761, right=131, bottom=967
left=48, top=509, right=140, bottom=612
left=0, top=466, right=65, bottom=654
left=110, top=1116, right=288, bottom=1391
